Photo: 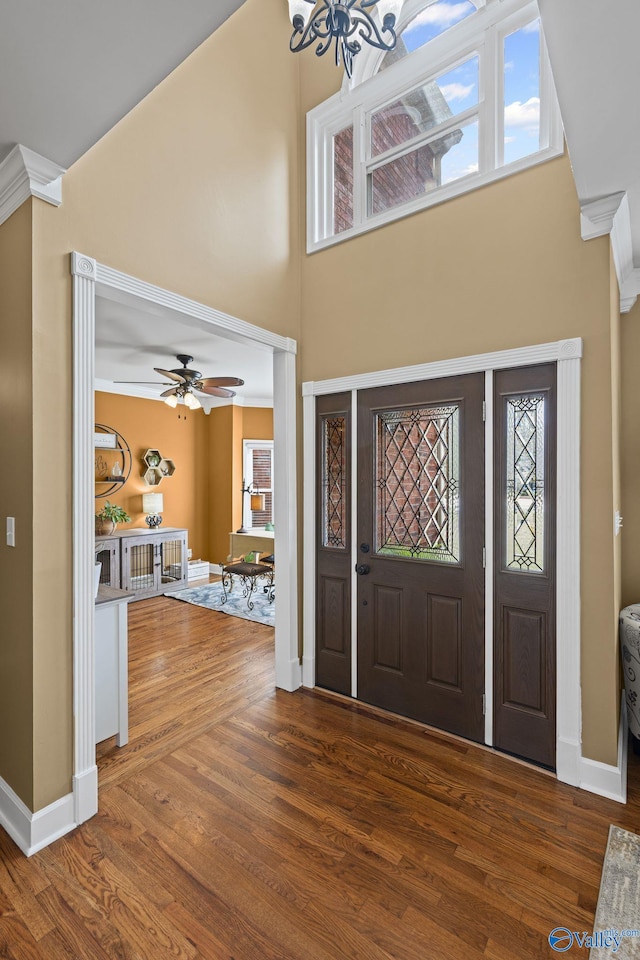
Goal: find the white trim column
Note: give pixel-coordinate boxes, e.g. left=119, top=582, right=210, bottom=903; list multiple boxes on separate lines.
left=484, top=370, right=494, bottom=747
left=302, top=388, right=316, bottom=688
left=274, top=349, right=301, bottom=691
left=71, top=252, right=98, bottom=824
left=555, top=339, right=582, bottom=786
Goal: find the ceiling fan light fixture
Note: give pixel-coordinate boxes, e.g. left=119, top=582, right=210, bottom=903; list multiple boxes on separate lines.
left=184, top=391, right=200, bottom=410
left=118, top=354, right=243, bottom=408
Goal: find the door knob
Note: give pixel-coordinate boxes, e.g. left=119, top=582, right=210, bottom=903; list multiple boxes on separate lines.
left=355, top=563, right=370, bottom=576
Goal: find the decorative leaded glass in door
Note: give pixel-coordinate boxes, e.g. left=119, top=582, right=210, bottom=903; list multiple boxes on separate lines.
left=505, top=395, right=545, bottom=573
left=357, top=374, right=485, bottom=742
left=375, top=405, right=460, bottom=563
left=321, top=415, right=347, bottom=550
left=316, top=396, right=352, bottom=697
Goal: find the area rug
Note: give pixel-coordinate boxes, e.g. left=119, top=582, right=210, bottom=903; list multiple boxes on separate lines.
left=166, top=580, right=274, bottom=626
left=589, top=825, right=640, bottom=958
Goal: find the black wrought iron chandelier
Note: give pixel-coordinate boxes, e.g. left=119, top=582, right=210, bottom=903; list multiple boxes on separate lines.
left=288, top=0, right=403, bottom=79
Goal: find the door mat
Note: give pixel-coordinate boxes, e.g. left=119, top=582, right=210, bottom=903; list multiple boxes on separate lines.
left=589, top=825, right=640, bottom=958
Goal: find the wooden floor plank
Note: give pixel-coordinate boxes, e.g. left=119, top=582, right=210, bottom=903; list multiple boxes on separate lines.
left=2, top=589, right=640, bottom=959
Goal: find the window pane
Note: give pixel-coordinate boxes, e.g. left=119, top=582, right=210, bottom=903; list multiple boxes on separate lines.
left=368, top=119, right=478, bottom=216
left=503, top=20, right=541, bottom=165
left=248, top=446, right=273, bottom=528
left=371, top=57, right=478, bottom=158
left=375, top=405, right=460, bottom=564
left=252, top=447, right=272, bottom=488
left=505, top=395, right=545, bottom=573
left=381, top=0, right=478, bottom=67
left=333, top=126, right=354, bottom=235
left=322, top=416, right=347, bottom=549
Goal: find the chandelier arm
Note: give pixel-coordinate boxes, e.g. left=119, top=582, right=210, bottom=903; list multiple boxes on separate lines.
left=289, top=0, right=398, bottom=75
left=291, top=9, right=332, bottom=53
left=350, top=7, right=397, bottom=51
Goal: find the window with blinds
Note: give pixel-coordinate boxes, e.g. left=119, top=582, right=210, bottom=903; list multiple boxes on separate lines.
left=243, top=439, right=274, bottom=530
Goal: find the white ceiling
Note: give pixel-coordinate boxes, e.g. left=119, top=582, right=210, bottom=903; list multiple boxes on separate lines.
left=95, top=296, right=273, bottom=409
left=538, top=0, right=640, bottom=270
left=0, top=0, right=271, bottom=408
left=3, top=0, right=638, bottom=364
left=0, top=0, right=246, bottom=168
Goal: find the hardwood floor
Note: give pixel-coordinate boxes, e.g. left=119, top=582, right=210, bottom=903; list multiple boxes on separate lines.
left=2, top=591, right=640, bottom=959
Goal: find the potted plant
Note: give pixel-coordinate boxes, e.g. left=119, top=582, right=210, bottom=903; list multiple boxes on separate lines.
left=95, top=500, right=131, bottom=536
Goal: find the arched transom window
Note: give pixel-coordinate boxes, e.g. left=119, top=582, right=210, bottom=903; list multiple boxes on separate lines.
left=307, top=0, right=562, bottom=251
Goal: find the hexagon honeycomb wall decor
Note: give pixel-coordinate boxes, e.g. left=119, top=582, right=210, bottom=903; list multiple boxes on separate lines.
left=143, top=449, right=175, bottom=486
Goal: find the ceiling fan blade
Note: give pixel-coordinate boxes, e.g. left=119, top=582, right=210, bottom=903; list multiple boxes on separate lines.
left=160, top=387, right=180, bottom=398
left=113, top=380, right=176, bottom=385
left=198, top=377, right=245, bottom=388
left=196, top=385, right=236, bottom=398
left=154, top=367, right=186, bottom=383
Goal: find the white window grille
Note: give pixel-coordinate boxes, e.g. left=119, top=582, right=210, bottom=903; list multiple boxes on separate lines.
left=307, top=0, right=562, bottom=252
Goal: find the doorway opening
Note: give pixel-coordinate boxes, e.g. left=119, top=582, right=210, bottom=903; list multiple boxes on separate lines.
left=72, top=251, right=299, bottom=826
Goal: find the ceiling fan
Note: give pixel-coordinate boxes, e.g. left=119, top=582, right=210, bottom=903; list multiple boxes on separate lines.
left=115, top=354, right=244, bottom=409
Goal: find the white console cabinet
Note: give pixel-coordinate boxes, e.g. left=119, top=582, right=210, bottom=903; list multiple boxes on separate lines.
left=95, top=586, right=131, bottom=745
left=96, top=527, right=188, bottom=600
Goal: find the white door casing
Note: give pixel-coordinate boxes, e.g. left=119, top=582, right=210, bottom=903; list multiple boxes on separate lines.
left=72, top=251, right=300, bottom=826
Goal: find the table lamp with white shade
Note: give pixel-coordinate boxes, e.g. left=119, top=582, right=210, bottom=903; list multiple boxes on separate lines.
left=142, top=492, right=164, bottom=528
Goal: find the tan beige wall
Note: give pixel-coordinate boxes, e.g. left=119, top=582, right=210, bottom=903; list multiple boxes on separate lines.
left=621, top=298, right=640, bottom=607
left=299, top=58, right=619, bottom=764
left=0, top=202, right=35, bottom=808
left=28, top=0, right=300, bottom=810
left=610, top=254, right=622, bottom=704
left=95, top=392, right=210, bottom=558
left=13, top=0, right=625, bottom=811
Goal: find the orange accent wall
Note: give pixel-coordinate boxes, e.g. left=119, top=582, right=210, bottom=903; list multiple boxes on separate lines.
left=95, top=392, right=210, bottom=557
left=243, top=407, right=274, bottom=441
left=207, top=405, right=274, bottom=564
left=96, top=393, right=273, bottom=564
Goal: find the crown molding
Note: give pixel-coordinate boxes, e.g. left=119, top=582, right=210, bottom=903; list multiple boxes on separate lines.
left=581, top=191, right=640, bottom=313
left=580, top=192, right=626, bottom=241
left=611, top=195, right=640, bottom=314
left=0, top=144, right=66, bottom=228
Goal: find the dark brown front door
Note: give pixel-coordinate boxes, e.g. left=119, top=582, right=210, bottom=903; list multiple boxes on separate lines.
left=356, top=374, right=485, bottom=742
left=493, top=364, right=556, bottom=769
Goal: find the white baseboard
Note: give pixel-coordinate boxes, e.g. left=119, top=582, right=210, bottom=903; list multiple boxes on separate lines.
left=302, top=655, right=315, bottom=689
left=579, top=696, right=628, bottom=804
left=73, top=766, right=98, bottom=825
left=0, top=776, right=77, bottom=856
left=556, top=736, right=581, bottom=788
left=276, top=657, right=302, bottom=692
left=209, top=563, right=223, bottom=575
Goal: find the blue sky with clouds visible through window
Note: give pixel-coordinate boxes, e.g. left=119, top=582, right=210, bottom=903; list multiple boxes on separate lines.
left=398, top=0, right=541, bottom=181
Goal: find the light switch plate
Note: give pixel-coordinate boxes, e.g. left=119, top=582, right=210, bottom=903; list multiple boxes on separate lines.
left=6, top=517, right=15, bottom=547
